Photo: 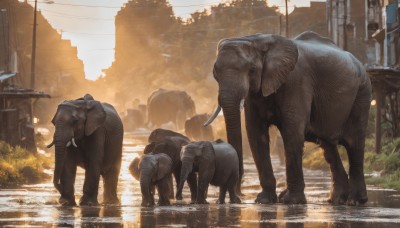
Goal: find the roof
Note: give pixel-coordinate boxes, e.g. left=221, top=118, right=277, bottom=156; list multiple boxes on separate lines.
left=0, top=72, right=16, bottom=82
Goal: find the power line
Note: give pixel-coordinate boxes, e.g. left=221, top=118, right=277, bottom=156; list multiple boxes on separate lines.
left=40, top=9, right=114, bottom=21
left=62, top=31, right=115, bottom=36
left=29, top=1, right=224, bottom=8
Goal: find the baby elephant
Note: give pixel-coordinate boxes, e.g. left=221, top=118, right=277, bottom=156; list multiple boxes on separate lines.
left=177, top=140, right=241, bottom=204
left=129, top=153, right=173, bottom=206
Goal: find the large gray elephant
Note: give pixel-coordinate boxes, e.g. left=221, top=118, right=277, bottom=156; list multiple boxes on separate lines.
left=178, top=140, right=241, bottom=204
left=147, top=89, right=196, bottom=130
left=205, top=31, right=372, bottom=205
left=47, top=94, right=123, bottom=206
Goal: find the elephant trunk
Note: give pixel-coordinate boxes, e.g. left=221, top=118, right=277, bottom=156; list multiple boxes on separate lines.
left=53, top=124, right=73, bottom=193
left=219, top=93, right=243, bottom=188
left=177, top=159, right=193, bottom=196
left=140, top=168, right=154, bottom=206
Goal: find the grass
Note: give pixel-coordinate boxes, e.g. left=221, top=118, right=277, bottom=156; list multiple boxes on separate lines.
left=0, top=141, right=51, bottom=186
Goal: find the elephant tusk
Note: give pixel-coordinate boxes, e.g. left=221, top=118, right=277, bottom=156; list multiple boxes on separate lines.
left=46, top=140, right=55, bottom=148
left=204, top=105, right=221, bottom=127
left=72, top=138, right=78, bottom=147
left=66, top=141, right=72, bottom=147
left=240, top=99, right=245, bottom=113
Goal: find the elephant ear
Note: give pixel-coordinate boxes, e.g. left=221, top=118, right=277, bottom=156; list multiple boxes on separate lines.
left=254, top=35, right=298, bottom=97
left=200, top=141, right=215, bottom=161
left=156, top=155, right=172, bottom=181
left=129, top=157, right=141, bottom=181
left=84, top=97, right=106, bottom=136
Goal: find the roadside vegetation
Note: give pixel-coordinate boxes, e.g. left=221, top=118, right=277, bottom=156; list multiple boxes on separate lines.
left=364, top=138, right=400, bottom=190
left=0, top=141, right=51, bottom=187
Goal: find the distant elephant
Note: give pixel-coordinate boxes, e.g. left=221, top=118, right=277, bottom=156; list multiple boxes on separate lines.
left=147, top=89, right=196, bottom=130
left=205, top=31, right=371, bottom=205
left=185, top=114, right=214, bottom=141
left=178, top=140, right=241, bottom=204
left=134, top=153, right=173, bottom=206
left=47, top=94, right=123, bottom=206
left=146, top=129, right=198, bottom=201
left=122, top=108, right=144, bottom=131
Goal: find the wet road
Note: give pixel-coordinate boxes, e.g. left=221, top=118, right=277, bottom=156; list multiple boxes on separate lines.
left=0, top=133, right=399, bottom=227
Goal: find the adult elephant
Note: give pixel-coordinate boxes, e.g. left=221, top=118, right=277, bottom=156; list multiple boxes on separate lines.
left=147, top=89, right=196, bottom=130
left=205, top=31, right=372, bottom=205
left=47, top=94, right=123, bottom=206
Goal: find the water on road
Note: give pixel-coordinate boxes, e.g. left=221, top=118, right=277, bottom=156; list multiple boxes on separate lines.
left=0, top=133, right=399, bottom=227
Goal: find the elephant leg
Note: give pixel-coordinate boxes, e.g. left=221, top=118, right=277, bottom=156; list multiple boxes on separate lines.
left=278, top=120, right=306, bottom=204
left=59, top=151, right=77, bottom=206
left=342, top=97, right=369, bottom=206
left=80, top=164, right=101, bottom=206
left=102, top=166, right=120, bottom=205
left=173, top=168, right=183, bottom=200
left=157, top=176, right=171, bottom=206
left=217, top=185, right=227, bottom=204
left=197, top=172, right=212, bottom=204
left=168, top=175, right=174, bottom=199
left=187, top=172, right=198, bottom=203
left=80, top=132, right=107, bottom=206
left=227, top=174, right=241, bottom=204
left=343, top=141, right=368, bottom=205
left=245, top=104, right=277, bottom=204
left=321, top=141, right=349, bottom=205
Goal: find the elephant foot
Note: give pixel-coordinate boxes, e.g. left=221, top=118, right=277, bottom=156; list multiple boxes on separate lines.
left=158, top=200, right=171, bottom=206
left=278, top=189, right=307, bottom=204
left=216, top=199, right=225, bottom=204
left=328, top=184, right=349, bottom=205
left=59, top=197, right=76, bottom=206
left=196, top=199, right=209, bottom=204
left=141, top=201, right=155, bottom=207
left=229, top=196, right=241, bottom=204
left=255, top=190, right=277, bottom=204
left=103, top=197, right=120, bottom=205
left=347, top=184, right=368, bottom=206
left=79, top=196, right=99, bottom=206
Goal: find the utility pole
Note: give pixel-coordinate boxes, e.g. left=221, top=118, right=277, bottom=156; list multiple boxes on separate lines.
left=343, top=0, right=348, bottom=51
left=30, top=0, right=37, bottom=90
left=285, top=0, right=289, bottom=37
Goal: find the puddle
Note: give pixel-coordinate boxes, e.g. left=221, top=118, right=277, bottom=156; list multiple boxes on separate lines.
left=0, top=134, right=399, bottom=226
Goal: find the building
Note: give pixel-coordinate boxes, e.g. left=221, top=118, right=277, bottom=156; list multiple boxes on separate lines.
left=0, top=8, right=49, bottom=151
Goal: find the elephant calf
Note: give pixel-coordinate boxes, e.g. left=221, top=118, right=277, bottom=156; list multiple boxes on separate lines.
left=178, top=140, right=241, bottom=204
left=130, top=153, right=173, bottom=206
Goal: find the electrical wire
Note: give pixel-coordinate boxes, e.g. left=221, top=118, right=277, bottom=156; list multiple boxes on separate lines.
left=40, top=9, right=115, bottom=21
left=28, top=1, right=224, bottom=8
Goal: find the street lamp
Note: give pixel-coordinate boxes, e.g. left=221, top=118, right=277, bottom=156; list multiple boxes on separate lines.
left=30, top=0, right=54, bottom=90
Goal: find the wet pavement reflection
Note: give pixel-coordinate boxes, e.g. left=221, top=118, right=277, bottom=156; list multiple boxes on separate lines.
left=0, top=133, right=399, bottom=227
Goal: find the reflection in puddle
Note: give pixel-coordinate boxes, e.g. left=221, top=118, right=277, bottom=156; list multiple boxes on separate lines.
left=0, top=134, right=399, bottom=226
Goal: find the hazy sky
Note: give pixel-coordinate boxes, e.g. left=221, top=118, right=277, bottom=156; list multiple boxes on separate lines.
left=30, top=0, right=319, bottom=80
